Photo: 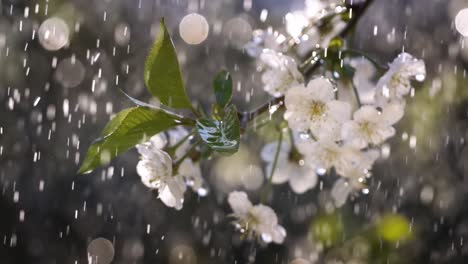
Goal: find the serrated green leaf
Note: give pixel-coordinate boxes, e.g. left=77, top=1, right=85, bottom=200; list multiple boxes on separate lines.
left=196, top=105, right=240, bottom=155
left=213, top=70, right=232, bottom=108
left=144, top=18, right=192, bottom=109
left=78, top=107, right=180, bottom=174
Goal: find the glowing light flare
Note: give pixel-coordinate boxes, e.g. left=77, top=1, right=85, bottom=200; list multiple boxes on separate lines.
left=455, top=8, right=468, bottom=36
left=179, top=13, right=209, bottom=45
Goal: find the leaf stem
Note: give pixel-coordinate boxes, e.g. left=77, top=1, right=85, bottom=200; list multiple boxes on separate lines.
left=261, top=130, right=283, bottom=203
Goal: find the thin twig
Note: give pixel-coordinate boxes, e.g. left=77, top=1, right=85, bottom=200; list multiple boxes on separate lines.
left=351, top=81, right=362, bottom=108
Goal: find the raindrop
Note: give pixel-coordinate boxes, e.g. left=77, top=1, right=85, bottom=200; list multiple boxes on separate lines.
left=54, top=57, right=86, bottom=88
left=115, top=23, right=130, bottom=46
left=87, top=238, right=115, bottom=264
left=420, top=185, right=435, bottom=204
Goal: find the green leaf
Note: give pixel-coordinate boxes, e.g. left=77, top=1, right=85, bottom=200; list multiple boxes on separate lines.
left=78, top=107, right=180, bottom=174
left=196, top=105, right=240, bottom=155
left=213, top=70, right=232, bottom=108
left=144, top=18, right=192, bottom=109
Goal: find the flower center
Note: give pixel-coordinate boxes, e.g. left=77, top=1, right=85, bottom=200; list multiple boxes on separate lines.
left=309, top=101, right=327, bottom=120
left=390, top=74, right=402, bottom=87
left=359, top=121, right=376, bottom=139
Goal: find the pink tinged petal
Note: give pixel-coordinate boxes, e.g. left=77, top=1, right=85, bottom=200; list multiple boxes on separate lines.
left=306, top=77, right=335, bottom=101
left=228, top=191, right=253, bottom=216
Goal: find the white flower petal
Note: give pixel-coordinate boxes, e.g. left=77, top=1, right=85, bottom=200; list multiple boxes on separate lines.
left=270, top=225, right=287, bottom=244
left=289, top=166, right=317, bottom=194
left=228, top=191, right=253, bottom=216
left=267, top=162, right=290, bottom=184
left=305, top=77, right=335, bottom=101
left=381, top=102, right=405, bottom=125
left=331, top=178, right=352, bottom=208
left=251, top=204, right=279, bottom=226
left=159, top=176, right=186, bottom=210
left=260, top=141, right=290, bottom=162
left=326, top=100, right=352, bottom=123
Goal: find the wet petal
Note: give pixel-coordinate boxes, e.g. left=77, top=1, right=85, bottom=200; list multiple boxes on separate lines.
left=228, top=191, right=253, bottom=216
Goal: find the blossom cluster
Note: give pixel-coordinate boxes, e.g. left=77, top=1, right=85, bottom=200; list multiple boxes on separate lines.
left=259, top=50, right=425, bottom=209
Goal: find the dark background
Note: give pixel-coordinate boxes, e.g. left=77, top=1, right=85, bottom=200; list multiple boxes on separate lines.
left=1, top=0, right=468, bottom=263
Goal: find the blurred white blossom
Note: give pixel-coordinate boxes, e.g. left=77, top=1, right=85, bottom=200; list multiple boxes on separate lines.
left=260, top=49, right=304, bottom=97
left=228, top=191, right=286, bottom=244
left=331, top=149, right=378, bottom=207
left=284, top=77, right=351, bottom=140
left=261, top=140, right=317, bottom=194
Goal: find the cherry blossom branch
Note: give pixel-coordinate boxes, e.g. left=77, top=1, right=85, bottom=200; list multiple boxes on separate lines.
left=238, top=0, right=376, bottom=129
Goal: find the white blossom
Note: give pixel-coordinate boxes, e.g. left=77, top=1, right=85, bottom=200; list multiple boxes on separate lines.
left=261, top=140, right=317, bottom=194
left=260, top=49, right=304, bottom=97
left=297, top=137, right=374, bottom=177
left=374, top=52, right=426, bottom=105
left=228, top=191, right=286, bottom=244
left=136, top=141, right=186, bottom=210
left=341, top=103, right=405, bottom=149
left=284, top=77, right=351, bottom=140
left=135, top=127, right=207, bottom=210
